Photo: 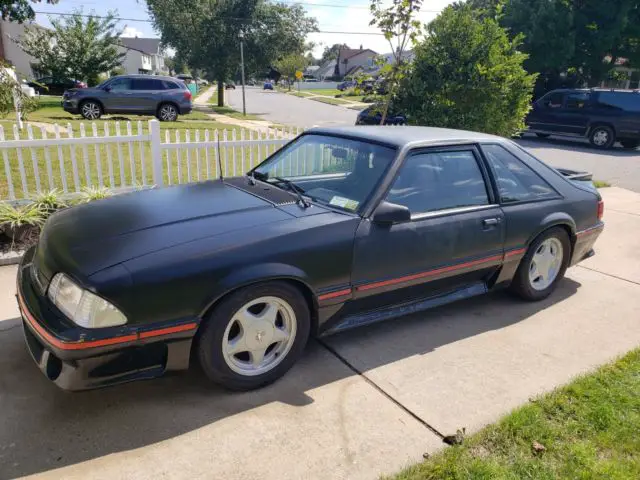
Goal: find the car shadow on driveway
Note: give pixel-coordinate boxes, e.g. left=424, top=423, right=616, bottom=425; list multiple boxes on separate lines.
left=0, top=278, right=580, bottom=478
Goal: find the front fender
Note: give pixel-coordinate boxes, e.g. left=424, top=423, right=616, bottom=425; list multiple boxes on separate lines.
left=198, top=262, right=316, bottom=317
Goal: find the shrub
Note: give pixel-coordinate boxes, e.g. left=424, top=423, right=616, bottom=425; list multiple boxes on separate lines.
left=79, top=187, right=111, bottom=203
left=30, top=189, right=67, bottom=217
left=395, top=5, right=536, bottom=137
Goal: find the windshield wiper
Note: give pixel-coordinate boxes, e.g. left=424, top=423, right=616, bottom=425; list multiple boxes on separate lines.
left=247, top=170, right=267, bottom=186
left=271, top=176, right=311, bottom=208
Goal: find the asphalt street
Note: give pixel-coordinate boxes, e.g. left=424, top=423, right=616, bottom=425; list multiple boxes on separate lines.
left=227, top=87, right=640, bottom=192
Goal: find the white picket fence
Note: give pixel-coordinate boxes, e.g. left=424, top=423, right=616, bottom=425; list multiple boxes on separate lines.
left=0, top=119, right=302, bottom=201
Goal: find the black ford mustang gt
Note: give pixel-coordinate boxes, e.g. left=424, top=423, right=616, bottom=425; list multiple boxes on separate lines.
left=17, top=127, right=604, bottom=391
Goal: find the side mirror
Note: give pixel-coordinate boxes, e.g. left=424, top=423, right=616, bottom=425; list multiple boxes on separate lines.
left=103, top=85, right=112, bottom=92
left=372, top=201, right=411, bottom=225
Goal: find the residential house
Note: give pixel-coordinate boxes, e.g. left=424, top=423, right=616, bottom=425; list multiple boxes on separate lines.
left=600, top=57, right=640, bottom=90
left=334, top=46, right=377, bottom=79
left=312, top=59, right=336, bottom=80
left=118, top=37, right=168, bottom=75
left=0, top=19, right=41, bottom=79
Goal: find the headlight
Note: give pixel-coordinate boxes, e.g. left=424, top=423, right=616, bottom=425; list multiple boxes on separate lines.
left=47, top=273, right=127, bottom=328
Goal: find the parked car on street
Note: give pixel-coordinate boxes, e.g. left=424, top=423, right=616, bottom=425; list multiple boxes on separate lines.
left=263, top=81, right=274, bottom=90
left=27, top=77, right=87, bottom=96
left=356, top=105, right=406, bottom=125
left=17, top=126, right=604, bottom=391
left=62, top=75, right=193, bottom=121
left=337, top=80, right=355, bottom=91
left=525, top=88, right=640, bottom=149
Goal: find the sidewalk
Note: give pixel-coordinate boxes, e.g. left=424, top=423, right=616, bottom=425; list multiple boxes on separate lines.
left=1, top=187, right=639, bottom=480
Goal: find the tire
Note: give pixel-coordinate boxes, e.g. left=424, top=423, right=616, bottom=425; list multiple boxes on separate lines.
left=509, top=227, right=571, bottom=301
left=157, top=103, right=179, bottom=122
left=589, top=125, right=615, bottom=149
left=80, top=101, right=102, bottom=120
left=197, top=281, right=311, bottom=391
left=536, top=133, right=550, bottom=138
left=620, top=139, right=639, bottom=150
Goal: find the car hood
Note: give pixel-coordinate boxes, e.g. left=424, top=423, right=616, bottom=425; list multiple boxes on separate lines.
left=36, top=181, right=294, bottom=278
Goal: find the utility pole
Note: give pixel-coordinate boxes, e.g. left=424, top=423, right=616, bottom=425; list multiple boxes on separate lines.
left=239, top=31, right=247, bottom=116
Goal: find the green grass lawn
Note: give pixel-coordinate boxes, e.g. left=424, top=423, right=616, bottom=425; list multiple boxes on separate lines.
left=389, top=348, right=640, bottom=480
left=309, top=96, right=352, bottom=106
left=208, top=105, right=262, bottom=121
left=305, top=88, right=342, bottom=97
left=1, top=98, right=285, bottom=200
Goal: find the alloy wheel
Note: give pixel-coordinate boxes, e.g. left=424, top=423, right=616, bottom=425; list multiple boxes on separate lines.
left=159, top=104, right=177, bottom=121
left=222, top=296, right=297, bottom=376
left=81, top=102, right=101, bottom=120
left=592, top=129, right=610, bottom=147
left=528, top=238, right=563, bottom=291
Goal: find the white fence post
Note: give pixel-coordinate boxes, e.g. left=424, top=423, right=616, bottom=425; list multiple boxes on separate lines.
left=149, top=119, right=164, bottom=187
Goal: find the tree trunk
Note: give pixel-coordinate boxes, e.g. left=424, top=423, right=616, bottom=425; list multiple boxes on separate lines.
left=217, top=79, right=224, bottom=107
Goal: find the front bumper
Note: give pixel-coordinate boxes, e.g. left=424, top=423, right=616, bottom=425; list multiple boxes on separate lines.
left=16, top=248, right=198, bottom=391
left=62, top=99, right=79, bottom=114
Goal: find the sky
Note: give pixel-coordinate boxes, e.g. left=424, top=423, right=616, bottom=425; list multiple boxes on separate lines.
left=33, top=0, right=457, bottom=58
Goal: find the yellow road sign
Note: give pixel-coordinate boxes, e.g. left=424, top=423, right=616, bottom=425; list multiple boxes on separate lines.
left=295, top=70, right=303, bottom=80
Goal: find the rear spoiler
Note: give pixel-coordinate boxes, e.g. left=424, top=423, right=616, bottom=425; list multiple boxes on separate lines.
left=555, top=168, right=593, bottom=182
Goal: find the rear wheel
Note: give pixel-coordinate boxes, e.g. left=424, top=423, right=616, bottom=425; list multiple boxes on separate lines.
left=509, top=227, right=571, bottom=301
left=620, top=139, right=639, bottom=149
left=197, top=282, right=310, bottom=390
left=80, top=101, right=102, bottom=120
left=589, top=125, right=615, bottom=149
left=157, top=103, right=179, bottom=122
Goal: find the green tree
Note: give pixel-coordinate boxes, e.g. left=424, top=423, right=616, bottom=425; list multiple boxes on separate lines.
left=397, top=5, right=536, bottom=136
left=274, top=52, right=309, bottom=90
left=1, top=0, right=57, bottom=23
left=370, top=0, right=424, bottom=124
left=17, top=10, right=124, bottom=85
left=320, top=43, right=346, bottom=64
left=147, top=0, right=317, bottom=107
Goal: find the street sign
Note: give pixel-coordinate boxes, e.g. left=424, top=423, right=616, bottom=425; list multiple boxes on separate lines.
left=295, top=71, right=303, bottom=80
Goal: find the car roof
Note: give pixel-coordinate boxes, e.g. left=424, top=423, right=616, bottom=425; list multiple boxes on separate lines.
left=306, top=126, right=505, bottom=149
left=111, top=74, right=180, bottom=81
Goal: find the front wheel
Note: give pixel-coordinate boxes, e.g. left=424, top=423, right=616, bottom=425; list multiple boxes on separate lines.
left=80, top=101, right=102, bottom=120
left=197, top=282, right=310, bottom=390
left=589, top=125, right=615, bottom=149
left=509, top=227, right=571, bottom=301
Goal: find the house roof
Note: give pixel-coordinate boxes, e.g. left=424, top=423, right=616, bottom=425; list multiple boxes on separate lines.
left=119, top=37, right=161, bottom=55
left=339, top=47, right=377, bottom=62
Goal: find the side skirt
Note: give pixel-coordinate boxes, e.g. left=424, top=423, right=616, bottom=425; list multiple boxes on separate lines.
left=321, top=282, right=488, bottom=336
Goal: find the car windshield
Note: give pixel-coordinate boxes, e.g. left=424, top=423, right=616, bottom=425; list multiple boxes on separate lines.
left=252, top=134, right=397, bottom=213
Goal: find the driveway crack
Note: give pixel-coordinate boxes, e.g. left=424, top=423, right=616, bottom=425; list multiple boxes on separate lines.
left=316, top=338, right=445, bottom=439
left=576, top=265, right=640, bottom=286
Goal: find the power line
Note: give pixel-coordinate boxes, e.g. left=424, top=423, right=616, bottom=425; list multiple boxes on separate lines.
left=33, top=10, right=387, bottom=35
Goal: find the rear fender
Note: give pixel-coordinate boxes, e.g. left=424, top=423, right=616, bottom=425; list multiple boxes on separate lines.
left=526, top=212, right=576, bottom=248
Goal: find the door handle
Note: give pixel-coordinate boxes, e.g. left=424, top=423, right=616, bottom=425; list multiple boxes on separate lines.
left=483, top=218, right=500, bottom=227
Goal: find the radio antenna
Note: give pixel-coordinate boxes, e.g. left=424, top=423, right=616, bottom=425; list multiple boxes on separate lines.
left=216, top=131, right=224, bottom=181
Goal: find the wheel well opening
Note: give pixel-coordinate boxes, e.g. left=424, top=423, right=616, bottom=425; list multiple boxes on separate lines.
left=191, top=278, right=320, bottom=359
left=589, top=122, right=616, bottom=135
left=79, top=98, right=103, bottom=110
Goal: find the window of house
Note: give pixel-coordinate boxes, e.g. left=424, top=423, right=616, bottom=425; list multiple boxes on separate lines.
left=386, top=150, right=489, bottom=215
left=482, top=144, right=556, bottom=203
left=566, top=92, right=590, bottom=109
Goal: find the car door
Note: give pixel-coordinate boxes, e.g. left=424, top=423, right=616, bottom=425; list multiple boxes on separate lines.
left=527, top=91, right=565, bottom=133
left=131, top=78, right=163, bottom=114
left=103, top=77, right=134, bottom=112
left=350, top=146, right=505, bottom=310
left=552, top=91, right=591, bottom=136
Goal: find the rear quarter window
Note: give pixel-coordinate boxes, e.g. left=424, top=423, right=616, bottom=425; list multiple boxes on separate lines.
left=595, top=92, right=640, bottom=112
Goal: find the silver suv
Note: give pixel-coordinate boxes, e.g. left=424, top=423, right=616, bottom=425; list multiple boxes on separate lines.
left=62, top=75, right=193, bottom=121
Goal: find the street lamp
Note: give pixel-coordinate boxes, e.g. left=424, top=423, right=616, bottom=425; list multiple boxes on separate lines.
left=239, top=31, right=247, bottom=116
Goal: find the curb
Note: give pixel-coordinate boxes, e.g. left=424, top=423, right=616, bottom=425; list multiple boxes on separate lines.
left=0, top=250, right=24, bottom=267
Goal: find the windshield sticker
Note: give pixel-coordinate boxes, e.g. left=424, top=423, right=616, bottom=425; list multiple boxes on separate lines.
left=330, top=196, right=359, bottom=211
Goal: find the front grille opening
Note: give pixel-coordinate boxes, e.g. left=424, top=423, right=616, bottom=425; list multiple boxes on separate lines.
left=45, top=353, right=62, bottom=380
left=89, top=343, right=168, bottom=378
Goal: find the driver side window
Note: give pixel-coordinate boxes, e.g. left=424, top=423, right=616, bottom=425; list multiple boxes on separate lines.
left=108, top=78, right=131, bottom=91
left=386, top=150, right=489, bottom=215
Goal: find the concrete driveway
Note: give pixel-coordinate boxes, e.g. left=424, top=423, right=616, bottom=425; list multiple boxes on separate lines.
left=1, top=187, right=639, bottom=480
